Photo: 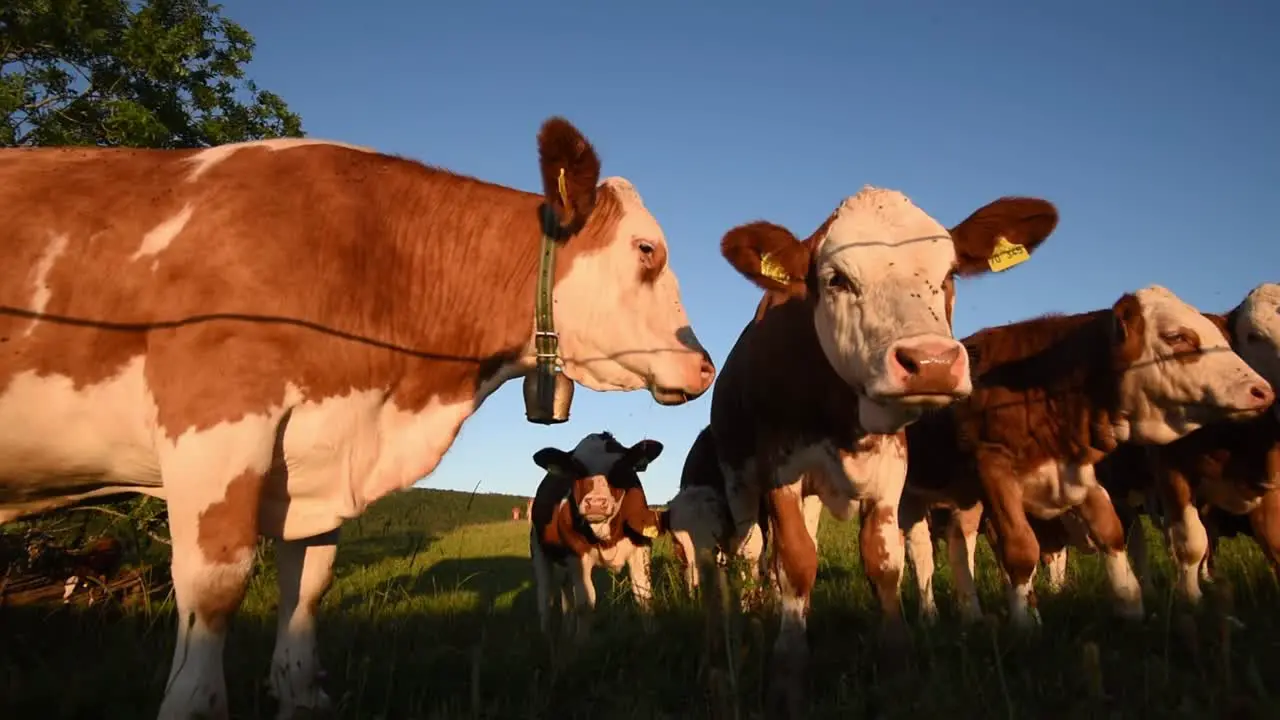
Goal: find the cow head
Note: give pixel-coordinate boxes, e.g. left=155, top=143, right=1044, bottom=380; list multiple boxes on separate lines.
left=532, top=434, right=665, bottom=540
left=721, top=188, right=1059, bottom=433
left=535, top=118, right=715, bottom=407
left=1109, top=285, right=1274, bottom=445
left=1231, top=283, right=1280, bottom=412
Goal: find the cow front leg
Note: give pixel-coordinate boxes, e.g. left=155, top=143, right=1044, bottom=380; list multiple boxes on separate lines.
left=898, top=494, right=936, bottom=625
left=1156, top=466, right=1208, bottom=604
left=765, top=483, right=815, bottom=720
left=1042, top=548, right=1068, bottom=593
left=269, top=530, right=338, bottom=720
left=861, top=499, right=910, bottom=667
left=156, top=418, right=278, bottom=720
left=979, top=463, right=1041, bottom=630
left=627, top=544, right=656, bottom=633
left=1077, top=486, right=1143, bottom=620
left=947, top=503, right=985, bottom=624
left=1248, top=488, right=1280, bottom=579
left=567, top=553, right=598, bottom=645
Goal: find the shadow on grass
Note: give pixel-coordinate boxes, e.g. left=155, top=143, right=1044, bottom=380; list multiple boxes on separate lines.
left=6, top=538, right=1280, bottom=720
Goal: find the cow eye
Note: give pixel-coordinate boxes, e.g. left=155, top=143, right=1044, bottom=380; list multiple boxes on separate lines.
left=638, top=242, right=654, bottom=256
left=825, top=271, right=859, bottom=296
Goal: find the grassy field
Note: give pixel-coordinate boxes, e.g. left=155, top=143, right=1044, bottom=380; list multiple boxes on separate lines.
left=4, top=488, right=1280, bottom=719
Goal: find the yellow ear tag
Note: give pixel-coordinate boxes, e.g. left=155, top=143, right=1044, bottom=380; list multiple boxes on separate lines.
left=642, top=525, right=659, bottom=539
left=557, top=167, right=569, bottom=210
left=987, top=236, right=1030, bottom=272
left=759, top=252, right=792, bottom=285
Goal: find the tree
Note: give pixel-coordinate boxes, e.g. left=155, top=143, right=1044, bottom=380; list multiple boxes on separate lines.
left=0, top=0, right=303, bottom=148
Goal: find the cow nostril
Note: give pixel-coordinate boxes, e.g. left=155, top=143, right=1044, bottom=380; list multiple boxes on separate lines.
left=895, top=348, right=919, bottom=375
left=1251, top=385, right=1273, bottom=402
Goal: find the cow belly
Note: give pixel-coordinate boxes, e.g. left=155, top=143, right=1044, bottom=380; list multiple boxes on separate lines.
left=0, top=360, right=161, bottom=510
left=257, top=392, right=474, bottom=540
left=1020, top=462, right=1095, bottom=519
left=1199, top=475, right=1264, bottom=515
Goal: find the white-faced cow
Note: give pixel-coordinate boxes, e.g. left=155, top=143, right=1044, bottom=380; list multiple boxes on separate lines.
left=669, top=187, right=1063, bottom=717
left=529, top=431, right=667, bottom=642
left=1082, top=282, right=1280, bottom=606
left=900, top=286, right=1273, bottom=631
left=0, top=117, right=714, bottom=720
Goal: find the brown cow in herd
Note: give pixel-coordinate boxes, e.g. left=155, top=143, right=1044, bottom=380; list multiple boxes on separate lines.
left=1012, top=282, right=1280, bottom=610
left=528, top=431, right=667, bottom=642
left=667, top=188, right=1064, bottom=715
left=0, top=118, right=715, bottom=720
left=900, top=286, right=1273, bottom=630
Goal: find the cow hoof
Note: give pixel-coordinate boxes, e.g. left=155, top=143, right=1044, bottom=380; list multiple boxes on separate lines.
left=766, top=638, right=808, bottom=720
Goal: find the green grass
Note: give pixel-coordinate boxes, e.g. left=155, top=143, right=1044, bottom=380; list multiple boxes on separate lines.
left=4, top=488, right=1280, bottom=719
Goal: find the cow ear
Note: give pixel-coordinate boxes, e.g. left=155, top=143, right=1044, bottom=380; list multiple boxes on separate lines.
left=949, top=197, right=1059, bottom=277
left=721, top=221, right=811, bottom=294
left=537, top=116, right=601, bottom=231
left=1109, top=293, right=1146, bottom=364
left=533, top=448, right=585, bottom=477
left=624, top=439, right=664, bottom=472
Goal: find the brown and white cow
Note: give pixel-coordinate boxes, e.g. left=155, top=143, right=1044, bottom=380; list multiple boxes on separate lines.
left=900, top=286, right=1273, bottom=631
left=529, top=431, right=667, bottom=642
left=1088, top=282, right=1280, bottom=605
left=670, top=188, right=1063, bottom=715
left=0, top=117, right=715, bottom=720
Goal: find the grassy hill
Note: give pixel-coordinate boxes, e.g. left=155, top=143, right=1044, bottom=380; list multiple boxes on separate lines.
left=4, top=487, right=1280, bottom=718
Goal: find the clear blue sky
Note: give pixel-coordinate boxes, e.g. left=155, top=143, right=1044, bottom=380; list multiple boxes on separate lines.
left=222, top=0, right=1278, bottom=504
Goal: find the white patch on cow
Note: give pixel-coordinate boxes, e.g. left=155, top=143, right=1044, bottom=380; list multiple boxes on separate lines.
left=1170, top=502, right=1209, bottom=603
left=1117, top=285, right=1272, bottom=445
left=24, top=232, right=69, bottom=336
left=0, top=358, right=161, bottom=514
left=1008, top=572, right=1041, bottom=629
left=1020, top=461, right=1098, bottom=519
left=769, top=435, right=909, bottom=523
left=258, top=393, right=473, bottom=541
left=184, top=138, right=376, bottom=181
left=810, top=187, right=970, bottom=430
left=131, top=203, right=195, bottom=266
left=1235, top=282, right=1280, bottom=388
left=551, top=177, right=711, bottom=403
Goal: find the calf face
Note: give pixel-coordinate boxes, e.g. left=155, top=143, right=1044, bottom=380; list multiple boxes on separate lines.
left=720, top=188, right=1058, bottom=433
left=539, top=120, right=715, bottom=406
left=1233, top=283, right=1280, bottom=395
left=1114, top=285, right=1274, bottom=444
left=533, top=437, right=665, bottom=535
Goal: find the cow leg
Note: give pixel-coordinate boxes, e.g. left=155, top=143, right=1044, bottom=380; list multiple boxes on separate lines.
left=627, top=545, right=654, bottom=613
left=156, top=419, right=278, bottom=720
left=1247, top=489, right=1280, bottom=578
left=1042, top=548, right=1068, bottom=594
left=898, top=494, right=937, bottom=625
left=979, top=466, right=1041, bottom=629
left=530, top=530, right=556, bottom=636
left=1156, top=467, right=1208, bottom=604
left=1077, top=486, right=1143, bottom=619
left=765, top=482, right=815, bottom=720
left=1200, top=510, right=1221, bottom=584
left=568, top=553, right=598, bottom=645
left=269, top=531, right=338, bottom=720
left=947, top=503, right=984, bottom=624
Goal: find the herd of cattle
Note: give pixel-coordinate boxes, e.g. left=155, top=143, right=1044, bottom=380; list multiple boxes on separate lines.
left=0, top=116, right=1275, bottom=719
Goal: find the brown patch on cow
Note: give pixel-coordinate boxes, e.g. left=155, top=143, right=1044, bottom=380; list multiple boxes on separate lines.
left=767, top=485, right=817, bottom=598
left=197, top=469, right=264, bottom=565
left=1075, top=485, right=1126, bottom=553
left=0, top=118, right=626, bottom=445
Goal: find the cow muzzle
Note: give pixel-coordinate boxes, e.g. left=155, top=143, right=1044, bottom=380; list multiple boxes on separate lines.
left=580, top=496, right=614, bottom=522
left=876, top=336, right=972, bottom=406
